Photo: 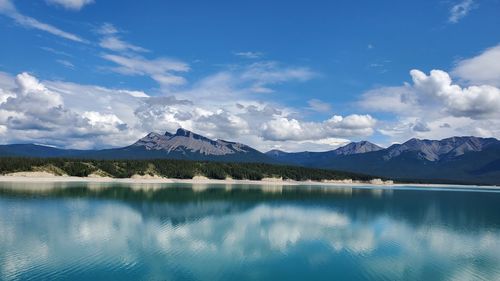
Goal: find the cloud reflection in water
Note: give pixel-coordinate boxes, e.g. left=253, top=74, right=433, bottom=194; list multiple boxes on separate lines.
left=0, top=184, right=500, bottom=281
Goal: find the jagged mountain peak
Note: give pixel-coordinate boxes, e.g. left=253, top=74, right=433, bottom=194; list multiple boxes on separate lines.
left=132, top=128, right=257, bottom=156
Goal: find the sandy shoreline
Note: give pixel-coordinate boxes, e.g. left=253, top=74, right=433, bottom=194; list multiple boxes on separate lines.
left=0, top=173, right=498, bottom=190
left=0, top=174, right=375, bottom=186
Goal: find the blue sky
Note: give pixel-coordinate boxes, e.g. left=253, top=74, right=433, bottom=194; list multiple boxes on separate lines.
left=0, top=0, right=499, bottom=151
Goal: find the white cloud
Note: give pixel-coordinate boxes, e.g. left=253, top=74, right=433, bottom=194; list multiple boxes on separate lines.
left=0, top=67, right=336, bottom=151
left=0, top=0, right=86, bottom=42
left=0, top=47, right=361, bottom=152
left=99, top=36, right=149, bottom=53
left=448, top=0, right=475, bottom=23
left=102, top=54, right=189, bottom=89
left=179, top=61, right=316, bottom=99
left=0, top=72, right=142, bottom=148
left=82, top=111, right=126, bottom=133
left=118, top=89, right=149, bottom=98
left=361, top=68, right=500, bottom=121
left=137, top=62, right=366, bottom=150
left=0, top=71, right=16, bottom=88
left=241, top=61, right=316, bottom=93
left=359, top=86, right=417, bottom=114
left=261, top=114, right=376, bottom=141
left=194, top=110, right=250, bottom=139
left=45, top=0, right=94, bottom=11
left=97, top=23, right=149, bottom=53
left=452, top=44, right=500, bottom=87
left=359, top=64, right=500, bottom=143
left=131, top=78, right=370, bottom=150
left=411, top=69, right=500, bottom=119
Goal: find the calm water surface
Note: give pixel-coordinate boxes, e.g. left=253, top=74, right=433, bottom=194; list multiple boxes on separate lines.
left=0, top=182, right=500, bottom=281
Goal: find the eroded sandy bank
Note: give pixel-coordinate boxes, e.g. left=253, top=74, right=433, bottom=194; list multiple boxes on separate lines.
left=0, top=171, right=498, bottom=190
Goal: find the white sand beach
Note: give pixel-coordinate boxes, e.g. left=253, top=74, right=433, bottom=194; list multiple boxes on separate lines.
left=0, top=171, right=498, bottom=190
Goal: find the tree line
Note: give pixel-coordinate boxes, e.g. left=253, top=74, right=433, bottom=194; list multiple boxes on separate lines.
left=0, top=157, right=374, bottom=181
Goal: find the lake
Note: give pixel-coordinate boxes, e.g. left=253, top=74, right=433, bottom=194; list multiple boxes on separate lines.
left=0, top=182, right=499, bottom=281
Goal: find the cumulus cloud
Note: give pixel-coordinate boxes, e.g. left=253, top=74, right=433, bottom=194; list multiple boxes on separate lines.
left=0, top=73, right=138, bottom=148
left=133, top=96, right=195, bottom=133
left=132, top=83, right=372, bottom=150
left=194, top=110, right=250, bottom=139
left=452, top=44, right=500, bottom=87
left=359, top=64, right=500, bottom=142
left=0, top=65, right=344, bottom=151
left=410, top=69, right=500, bottom=119
left=45, top=0, right=94, bottom=11
left=448, top=0, right=475, bottom=23
left=0, top=40, right=369, bottom=153
left=0, top=0, right=86, bottom=42
left=261, top=114, right=376, bottom=141
left=361, top=68, right=500, bottom=120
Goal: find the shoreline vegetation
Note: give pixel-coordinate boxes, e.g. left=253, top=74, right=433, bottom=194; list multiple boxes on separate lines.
left=0, top=157, right=392, bottom=184
left=0, top=157, right=497, bottom=188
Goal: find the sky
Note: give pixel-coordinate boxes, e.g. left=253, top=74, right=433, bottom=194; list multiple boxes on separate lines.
left=0, top=0, right=499, bottom=152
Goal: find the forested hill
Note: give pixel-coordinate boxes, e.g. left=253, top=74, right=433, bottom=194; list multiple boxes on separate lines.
left=0, top=157, right=375, bottom=182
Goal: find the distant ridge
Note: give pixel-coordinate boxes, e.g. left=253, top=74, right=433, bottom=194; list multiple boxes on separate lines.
left=265, top=141, right=383, bottom=166
left=383, top=136, right=499, bottom=161
left=267, top=136, right=500, bottom=185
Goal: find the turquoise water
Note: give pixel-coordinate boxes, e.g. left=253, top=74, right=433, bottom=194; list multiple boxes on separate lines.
left=0, top=182, right=500, bottom=281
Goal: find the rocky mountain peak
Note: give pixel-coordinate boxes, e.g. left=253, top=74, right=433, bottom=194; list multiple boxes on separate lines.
left=385, top=136, right=498, bottom=161
left=334, top=141, right=383, bottom=155
left=132, top=128, right=255, bottom=156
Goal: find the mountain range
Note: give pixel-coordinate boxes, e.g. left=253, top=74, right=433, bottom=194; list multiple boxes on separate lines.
left=1, top=128, right=499, bottom=185
left=267, top=136, right=500, bottom=185
left=0, top=128, right=271, bottom=163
